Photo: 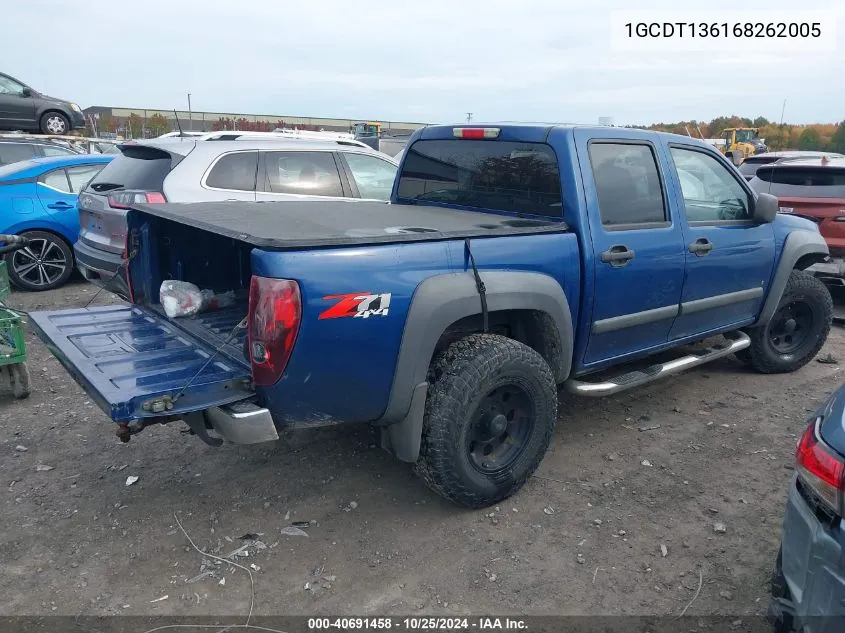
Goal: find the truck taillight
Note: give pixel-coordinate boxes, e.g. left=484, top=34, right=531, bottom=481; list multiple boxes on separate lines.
left=247, top=277, right=301, bottom=386
left=453, top=127, right=500, bottom=139
left=107, top=191, right=167, bottom=209
left=796, top=417, right=845, bottom=515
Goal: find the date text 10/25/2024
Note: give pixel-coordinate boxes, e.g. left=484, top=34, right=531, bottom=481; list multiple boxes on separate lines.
left=308, top=617, right=528, bottom=630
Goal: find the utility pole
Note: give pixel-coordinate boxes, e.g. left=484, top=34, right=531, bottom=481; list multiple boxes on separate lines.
left=466, top=112, right=473, bottom=123
left=187, top=93, right=193, bottom=131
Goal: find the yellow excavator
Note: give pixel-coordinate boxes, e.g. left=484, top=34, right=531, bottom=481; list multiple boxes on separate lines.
left=720, top=128, right=768, bottom=165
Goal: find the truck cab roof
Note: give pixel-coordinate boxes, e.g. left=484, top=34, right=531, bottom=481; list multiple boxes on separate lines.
left=413, top=123, right=715, bottom=150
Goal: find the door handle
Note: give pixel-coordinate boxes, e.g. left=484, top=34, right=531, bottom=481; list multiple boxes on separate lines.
left=600, top=244, right=635, bottom=267
left=47, top=201, right=73, bottom=210
left=688, top=238, right=714, bottom=256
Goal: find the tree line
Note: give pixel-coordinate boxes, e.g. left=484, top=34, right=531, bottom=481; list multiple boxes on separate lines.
left=86, top=114, right=329, bottom=138
left=640, top=115, right=845, bottom=152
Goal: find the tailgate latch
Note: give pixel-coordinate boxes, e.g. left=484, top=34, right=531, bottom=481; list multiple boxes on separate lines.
left=141, top=395, right=174, bottom=414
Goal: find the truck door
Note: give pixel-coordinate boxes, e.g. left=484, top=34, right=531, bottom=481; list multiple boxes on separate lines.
left=574, top=130, right=686, bottom=367
left=664, top=142, right=775, bottom=339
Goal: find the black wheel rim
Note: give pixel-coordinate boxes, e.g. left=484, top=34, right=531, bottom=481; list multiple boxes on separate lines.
left=768, top=300, right=814, bottom=354
left=467, top=384, right=534, bottom=474
left=11, top=238, right=67, bottom=288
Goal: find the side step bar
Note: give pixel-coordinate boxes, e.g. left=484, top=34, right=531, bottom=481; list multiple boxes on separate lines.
left=564, top=331, right=750, bottom=397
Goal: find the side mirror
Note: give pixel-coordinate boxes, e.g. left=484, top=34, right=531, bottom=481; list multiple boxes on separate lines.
left=751, top=192, right=778, bottom=223
left=21, top=87, right=32, bottom=97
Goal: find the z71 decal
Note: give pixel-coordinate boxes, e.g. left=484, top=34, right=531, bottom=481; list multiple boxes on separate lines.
left=319, top=292, right=392, bottom=320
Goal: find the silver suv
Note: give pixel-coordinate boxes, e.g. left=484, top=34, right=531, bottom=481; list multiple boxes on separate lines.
left=75, top=136, right=398, bottom=296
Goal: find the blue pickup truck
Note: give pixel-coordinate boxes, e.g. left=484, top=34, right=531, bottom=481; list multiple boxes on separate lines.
left=30, top=124, right=834, bottom=508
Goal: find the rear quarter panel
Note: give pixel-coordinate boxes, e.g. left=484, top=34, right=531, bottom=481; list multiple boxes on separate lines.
left=251, top=231, right=580, bottom=426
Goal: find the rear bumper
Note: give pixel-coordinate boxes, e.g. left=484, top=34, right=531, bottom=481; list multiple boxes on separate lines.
left=206, top=401, right=279, bottom=444
left=770, top=477, right=845, bottom=633
left=74, top=240, right=130, bottom=297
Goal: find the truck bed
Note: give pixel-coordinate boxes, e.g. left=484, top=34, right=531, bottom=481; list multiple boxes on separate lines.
left=131, top=200, right=567, bottom=250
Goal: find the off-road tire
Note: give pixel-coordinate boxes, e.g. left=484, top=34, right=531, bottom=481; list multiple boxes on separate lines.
left=414, top=334, right=557, bottom=508
left=738, top=270, right=832, bottom=373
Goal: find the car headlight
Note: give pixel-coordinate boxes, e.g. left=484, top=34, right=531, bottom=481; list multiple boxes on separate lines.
left=70, top=103, right=81, bottom=112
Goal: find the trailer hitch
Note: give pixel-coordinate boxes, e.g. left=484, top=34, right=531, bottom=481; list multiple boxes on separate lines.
left=182, top=412, right=223, bottom=447
left=116, top=419, right=165, bottom=443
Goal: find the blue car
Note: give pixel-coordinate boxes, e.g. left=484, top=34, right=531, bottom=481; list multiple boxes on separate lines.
left=0, top=154, right=113, bottom=291
left=771, top=382, right=845, bottom=633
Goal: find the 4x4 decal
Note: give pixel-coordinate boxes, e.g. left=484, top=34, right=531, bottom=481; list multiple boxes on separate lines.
left=318, top=292, right=391, bottom=319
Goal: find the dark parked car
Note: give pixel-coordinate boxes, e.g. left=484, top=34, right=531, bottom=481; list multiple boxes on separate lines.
left=0, top=72, right=85, bottom=135
left=0, top=137, right=80, bottom=166
left=740, top=151, right=845, bottom=181
left=770, top=382, right=845, bottom=633
left=749, top=157, right=845, bottom=272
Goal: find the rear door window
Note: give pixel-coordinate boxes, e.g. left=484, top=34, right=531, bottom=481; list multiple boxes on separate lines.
left=88, top=145, right=177, bottom=192
left=396, top=139, right=562, bottom=216
left=41, top=145, right=77, bottom=157
left=263, top=151, right=343, bottom=197
left=0, top=143, right=37, bottom=165
left=588, top=142, right=667, bottom=227
left=205, top=151, right=259, bottom=192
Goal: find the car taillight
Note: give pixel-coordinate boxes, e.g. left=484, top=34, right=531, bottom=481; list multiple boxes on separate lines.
left=247, top=277, right=301, bottom=386
left=452, top=127, right=500, bottom=139
left=796, top=417, right=845, bottom=515
left=107, top=191, right=167, bottom=209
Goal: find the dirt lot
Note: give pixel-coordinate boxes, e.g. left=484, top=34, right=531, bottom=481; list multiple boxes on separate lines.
left=1, top=281, right=843, bottom=618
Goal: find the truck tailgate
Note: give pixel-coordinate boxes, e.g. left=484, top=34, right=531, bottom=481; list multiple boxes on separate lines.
left=29, top=305, right=253, bottom=422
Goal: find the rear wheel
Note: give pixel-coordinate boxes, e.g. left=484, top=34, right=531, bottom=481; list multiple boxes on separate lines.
left=6, top=230, right=74, bottom=292
left=739, top=270, right=832, bottom=373
left=40, top=111, right=69, bottom=135
left=415, top=334, right=557, bottom=508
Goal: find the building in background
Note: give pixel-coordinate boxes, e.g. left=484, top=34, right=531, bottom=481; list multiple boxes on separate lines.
left=83, top=106, right=426, bottom=139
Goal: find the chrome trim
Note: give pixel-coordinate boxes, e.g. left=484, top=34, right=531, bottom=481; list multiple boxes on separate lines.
left=591, top=304, right=678, bottom=335
left=564, top=331, right=750, bottom=396
left=680, top=287, right=764, bottom=315
left=205, top=401, right=279, bottom=444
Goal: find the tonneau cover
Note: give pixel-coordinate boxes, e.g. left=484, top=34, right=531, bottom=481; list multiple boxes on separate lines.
left=130, top=200, right=566, bottom=250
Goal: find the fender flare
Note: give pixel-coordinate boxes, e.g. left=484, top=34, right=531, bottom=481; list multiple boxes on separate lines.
left=753, top=230, right=829, bottom=326
left=379, top=270, right=574, bottom=462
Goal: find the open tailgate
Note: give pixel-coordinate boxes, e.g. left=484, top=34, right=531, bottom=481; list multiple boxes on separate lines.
left=29, top=305, right=253, bottom=422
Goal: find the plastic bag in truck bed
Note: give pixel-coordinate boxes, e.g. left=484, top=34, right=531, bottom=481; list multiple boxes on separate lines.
left=160, top=280, right=235, bottom=319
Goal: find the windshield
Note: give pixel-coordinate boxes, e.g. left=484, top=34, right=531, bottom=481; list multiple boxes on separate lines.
left=735, top=129, right=757, bottom=143
left=396, top=139, right=562, bottom=217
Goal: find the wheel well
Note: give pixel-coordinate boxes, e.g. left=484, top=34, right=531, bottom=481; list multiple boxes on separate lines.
left=794, top=252, right=828, bottom=270
left=432, top=309, right=564, bottom=380
left=39, top=109, right=69, bottom=121
left=15, top=228, right=75, bottom=258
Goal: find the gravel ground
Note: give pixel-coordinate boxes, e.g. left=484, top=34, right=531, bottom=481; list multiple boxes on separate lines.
left=0, top=281, right=843, bottom=618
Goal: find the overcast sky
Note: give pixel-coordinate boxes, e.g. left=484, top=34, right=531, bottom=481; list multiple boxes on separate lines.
left=3, top=0, right=842, bottom=125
